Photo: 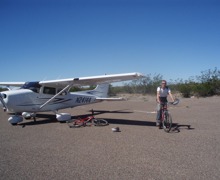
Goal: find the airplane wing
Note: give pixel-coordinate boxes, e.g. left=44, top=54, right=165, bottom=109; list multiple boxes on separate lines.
left=39, top=72, right=144, bottom=87
left=0, top=82, right=25, bottom=87
left=0, top=72, right=144, bottom=88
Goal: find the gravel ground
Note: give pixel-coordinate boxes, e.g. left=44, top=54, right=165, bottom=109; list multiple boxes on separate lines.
left=0, top=95, right=220, bottom=180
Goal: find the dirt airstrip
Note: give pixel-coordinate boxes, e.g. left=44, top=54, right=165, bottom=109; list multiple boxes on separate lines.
left=0, top=95, right=220, bottom=180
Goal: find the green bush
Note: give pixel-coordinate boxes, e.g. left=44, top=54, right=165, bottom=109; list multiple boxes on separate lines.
left=177, top=83, right=193, bottom=98
left=110, top=67, right=220, bottom=98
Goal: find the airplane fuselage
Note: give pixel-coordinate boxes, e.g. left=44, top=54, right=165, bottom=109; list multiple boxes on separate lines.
left=1, top=89, right=98, bottom=113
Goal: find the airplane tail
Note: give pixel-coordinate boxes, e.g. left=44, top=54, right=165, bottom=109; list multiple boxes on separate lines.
left=90, top=84, right=109, bottom=98
left=76, top=84, right=125, bottom=101
left=74, top=84, right=110, bottom=98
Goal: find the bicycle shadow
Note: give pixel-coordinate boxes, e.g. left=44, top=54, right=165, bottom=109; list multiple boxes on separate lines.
left=73, top=109, right=156, bottom=127
left=73, top=109, right=194, bottom=130
left=85, top=109, right=194, bottom=131
left=171, top=124, right=194, bottom=133
left=105, top=118, right=156, bottom=127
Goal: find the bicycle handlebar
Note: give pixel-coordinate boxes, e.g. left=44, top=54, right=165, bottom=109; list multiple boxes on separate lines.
left=160, top=98, right=180, bottom=106
left=169, top=98, right=180, bottom=105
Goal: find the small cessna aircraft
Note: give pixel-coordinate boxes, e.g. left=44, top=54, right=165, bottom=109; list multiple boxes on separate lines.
left=0, top=72, right=143, bottom=125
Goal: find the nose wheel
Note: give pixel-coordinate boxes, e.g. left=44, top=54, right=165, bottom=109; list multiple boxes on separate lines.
left=8, top=115, right=23, bottom=125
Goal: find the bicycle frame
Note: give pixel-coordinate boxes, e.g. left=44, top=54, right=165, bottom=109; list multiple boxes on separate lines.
left=67, top=115, right=108, bottom=128
left=75, top=116, right=94, bottom=126
left=160, top=102, right=172, bottom=132
left=161, top=103, right=168, bottom=121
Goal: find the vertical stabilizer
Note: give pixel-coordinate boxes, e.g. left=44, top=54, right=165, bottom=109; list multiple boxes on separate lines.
left=73, top=84, right=110, bottom=98
left=92, top=84, right=109, bottom=98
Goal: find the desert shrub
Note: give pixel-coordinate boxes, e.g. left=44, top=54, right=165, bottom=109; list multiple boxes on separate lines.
left=176, top=82, right=193, bottom=98
left=109, top=73, right=163, bottom=95
left=120, top=67, right=220, bottom=98
left=195, top=67, right=220, bottom=96
left=192, top=83, right=212, bottom=97
left=175, top=67, right=220, bottom=97
left=128, top=73, right=163, bottom=95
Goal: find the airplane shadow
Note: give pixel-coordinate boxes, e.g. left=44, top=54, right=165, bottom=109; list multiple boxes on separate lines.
left=105, top=118, right=156, bottom=127
left=71, top=109, right=133, bottom=119
left=89, top=109, right=133, bottom=115
left=85, top=109, right=194, bottom=132
left=70, top=109, right=157, bottom=127
left=18, top=114, right=57, bottom=127
left=18, top=109, right=132, bottom=127
left=17, top=109, right=193, bottom=132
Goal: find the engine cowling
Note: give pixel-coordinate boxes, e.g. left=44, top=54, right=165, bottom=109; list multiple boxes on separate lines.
left=8, top=115, right=23, bottom=125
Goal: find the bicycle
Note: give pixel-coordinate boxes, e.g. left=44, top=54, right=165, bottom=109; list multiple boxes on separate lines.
left=67, top=115, right=108, bottom=128
left=159, top=98, right=179, bottom=132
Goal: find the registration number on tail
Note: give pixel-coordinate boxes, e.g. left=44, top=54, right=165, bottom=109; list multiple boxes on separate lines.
left=75, top=97, right=92, bottom=103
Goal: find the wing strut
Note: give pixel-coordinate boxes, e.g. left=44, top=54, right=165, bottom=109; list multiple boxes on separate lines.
left=39, top=84, right=71, bottom=110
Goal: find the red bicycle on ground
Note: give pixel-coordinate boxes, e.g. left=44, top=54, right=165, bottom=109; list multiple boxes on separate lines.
left=67, top=115, right=108, bottom=128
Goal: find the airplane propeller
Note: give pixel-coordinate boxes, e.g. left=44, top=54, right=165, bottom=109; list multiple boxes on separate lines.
left=0, top=93, right=7, bottom=112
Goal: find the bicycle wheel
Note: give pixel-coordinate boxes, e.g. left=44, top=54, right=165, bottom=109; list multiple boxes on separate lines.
left=67, top=119, right=84, bottom=128
left=162, top=111, right=172, bottom=132
left=85, top=120, right=93, bottom=126
left=93, top=119, right=108, bottom=126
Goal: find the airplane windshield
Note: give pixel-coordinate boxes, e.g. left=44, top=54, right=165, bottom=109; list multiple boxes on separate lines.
left=21, top=82, right=41, bottom=93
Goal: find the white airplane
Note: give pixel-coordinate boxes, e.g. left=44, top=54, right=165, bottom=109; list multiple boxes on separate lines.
left=0, top=72, right=143, bottom=125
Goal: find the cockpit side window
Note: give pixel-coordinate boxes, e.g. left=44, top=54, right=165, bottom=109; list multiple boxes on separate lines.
left=57, top=89, right=67, bottom=95
left=43, top=87, right=56, bottom=95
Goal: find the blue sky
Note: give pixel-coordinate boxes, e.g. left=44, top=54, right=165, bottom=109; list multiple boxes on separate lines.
left=0, top=0, right=220, bottom=83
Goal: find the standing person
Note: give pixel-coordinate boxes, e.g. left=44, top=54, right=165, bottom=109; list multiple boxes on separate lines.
left=156, top=80, right=174, bottom=127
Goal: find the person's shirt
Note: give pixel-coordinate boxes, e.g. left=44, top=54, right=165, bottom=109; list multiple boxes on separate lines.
left=157, top=86, right=171, bottom=97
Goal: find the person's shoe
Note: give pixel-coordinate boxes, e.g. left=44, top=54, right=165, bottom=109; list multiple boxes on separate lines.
left=156, top=122, right=160, bottom=127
